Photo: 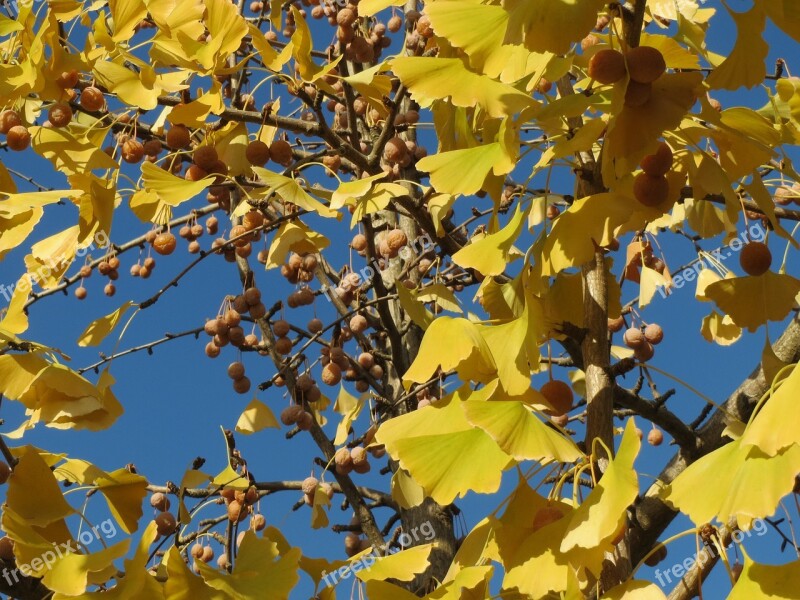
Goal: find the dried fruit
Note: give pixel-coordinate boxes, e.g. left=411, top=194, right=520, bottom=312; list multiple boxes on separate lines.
left=349, top=314, right=368, bottom=333
left=153, top=232, right=177, bottom=255
left=227, top=500, right=249, bottom=522
left=0, top=110, right=22, bottom=134
left=540, top=380, right=573, bottom=416
left=335, top=447, right=353, bottom=474
left=227, top=362, right=246, bottom=380
left=0, top=536, right=13, bottom=560
left=633, top=342, right=654, bottom=362
left=607, top=316, right=625, bottom=332
left=270, top=139, right=293, bottom=166
left=245, top=140, right=270, bottom=166
left=166, top=124, right=191, bottom=149
left=193, top=145, right=218, bottom=171
left=644, top=323, right=663, bottom=345
left=280, top=405, right=304, bottom=425
left=122, top=139, right=145, bottom=163
left=588, top=48, right=626, bottom=84
left=75, top=286, right=88, bottom=300
left=739, top=242, right=772, bottom=276
left=155, top=511, right=177, bottom=535
left=301, top=476, right=318, bottom=495
left=623, top=327, right=645, bottom=348
left=647, top=428, right=664, bottom=446
left=275, top=336, right=293, bottom=354
left=48, top=102, right=73, bottom=127
left=321, top=363, right=342, bottom=386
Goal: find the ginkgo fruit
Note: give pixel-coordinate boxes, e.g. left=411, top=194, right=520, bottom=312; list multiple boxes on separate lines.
left=80, top=87, right=104, bottom=111
left=540, top=380, right=573, bottom=416
left=588, top=48, right=626, bottom=84
left=301, top=476, right=318, bottom=495
left=166, top=124, right=191, bottom=149
left=633, top=172, right=669, bottom=207
left=48, top=102, right=73, bottom=127
left=644, top=544, right=668, bottom=567
left=227, top=500, right=249, bottom=522
left=191, top=543, right=204, bottom=559
left=270, top=139, right=293, bottom=166
left=644, top=323, right=664, bottom=344
left=104, top=283, right=116, bottom=297
left=150, top=492, right=170, bottom=511
left=200, top=546, right=214, bottom=563
left=634, top=341, right=654, bottom=361
left=193, top=146, right=219, bottom=171
left=623, top=327, right=645, bottom=348
left=74, top=286, right=88, bottom=299
left=626, top=46, right=666, bottom=83
left=350, top=314, right=368, bottom=333
left=387, top=14, right=402, bottom=32
left=344, top=533, right=361, bottom=556
left=387, top=228, right=408, bottom=251
left=6, top=125, right=30, bottom=151
left=647, top=428, right=664, bottom=446
left=227, top=362, right=246, bottom=380
left=608, top=316, right=625, bottom=332
left=640, top=142, right=673, bottom=177
left=153, top=232, right=177, bottom=255
left=121, top=139, right=145, bottom=163
left=739, top=242, right=772, bottom=276
left=273, top=319, right=291, bottom=336
left=251, top=513, right=266, bottom=531
left=155, top=511, right=177, bottom=535
left=335, top=447, right=353, bottom=474
left=384, top=137, right=407, bottom=163
left=281, top=404, right=304, bottom=425
left=275, top=336, right=293, bottom=354
left=322, top=363, right=342, bottom=385
left=0, top=109, right=21, bottom=134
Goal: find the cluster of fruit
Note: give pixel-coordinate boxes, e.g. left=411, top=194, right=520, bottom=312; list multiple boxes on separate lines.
left=321, top=343, right=383, bottom=392
left=203, top=289, right=266, bottom=362
left=614, top=321, right=664, bottom=362
left=300, top=475, right=334, bottom=506
left=74, top=256, right=120, bottom=299
left=588, top=45, right=667, bottom=107
left=334, top=445, right=370, bottom=475
left=151, top=492, right=177, bottom=538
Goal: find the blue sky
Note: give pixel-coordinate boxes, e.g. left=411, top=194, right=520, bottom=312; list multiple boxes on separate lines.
left=1, top=1, right=799, bottom=598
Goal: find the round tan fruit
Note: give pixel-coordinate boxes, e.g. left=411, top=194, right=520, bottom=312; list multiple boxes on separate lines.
left=75, top=286, right=88, bottom=300
left=648, top=428, right=664, bottom=446
left=193, top=146, right=219, bottom=171
left=227, top=362, right=246, bottom=380
left=626, top=46, right=666, bottom=84
left=588, top=48, right=626, bottom=84
left=633, top=342, right=654, bottom=362
left=270, top=139, right=293, bottom=166
left=191, top=543, right=204, bottom=559
left=383, top=137, right=407, bottom=163
left=308, top=318, right=323, bottom=333
left=739, top=242, right=771, bottom=276
left=280, top=405, right=304, bottom=426
left=121, top=139, right=145, bottom=163
left=150, top=492, right=170, bottom=511
left=344, top=533, right=361, bottom=557
left=623, top=327, right=645, bottom=348
left=607, top=316, right=625, bottom=333
left=349, top=314, right=368, bottom=333
left=321, top=363, right=342, bottom=386
left=244, top=287, right=261, bottom=306
left=166, top=124, right=191, bottom=149
left=532, top=506, right=564, bottom=532
left=6, top=125, right=30, bottom=151
left=0, top=109, right=22, bottom=134
left=48, top=102, right=73, bottom=127
left=540, top=380, right=573, bottom=416
left=334, top=447, right=353, bottom=474
left=633, top=172, right=669, bottom=207
left=301, top=476, right=318, bottom=495
left=245, top=140, right=270, bottom=166
left=153, top=232, right=177, bottom=255
left=155, top=511, right=177, bottom=536
left=386, top=228, right=408, bottom=251
left=227, top=500, right=249, bottom=522
left=80, top=87, right=105, bottom=111
left=251, top=514, right=266, bottom=531
left=275, top=336, right=293, bottom=355
left=351, top=233, right=367, bottom=252
left=273, top=319, right=291, bottom=336
left=644, top=323, right=663, bottom=345
left=640, top=142, right=673, bottom=177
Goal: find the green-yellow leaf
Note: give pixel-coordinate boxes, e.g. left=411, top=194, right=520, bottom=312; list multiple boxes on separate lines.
left=78, top=301, right=137, bottom=347
left=452, top=205, right=528, bottom=277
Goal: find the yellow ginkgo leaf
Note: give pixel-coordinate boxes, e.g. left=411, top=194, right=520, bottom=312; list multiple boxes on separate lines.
left=93, top=59, right=187, bottom=110
left=265, top=220, right=329, bottom=269
left=640, top=264, right=669, bottom=308
left=163, top=546, right=226, bottom=599
left=252, top=168, right=339, bottom=218
left=403, top=317, right=497, bottom=386
left=197, top=0, right=249, bottom=71
left=7, top=445, right=75, bottom=527
left=391, top=57, right=534, bottom=119
left=141, top=161, right=212, bottom=207
left=30, top=126, right=118, bottom=177
left=704, top=271, right=800, bottom=332
left=540, top=194, right=634, bottom=275
left=78, top=301, right=137, bottom=347
left=739, top=364, right=800, bottom=456
left=343, top=63, right=393, bottom=115
left=416, top=283, right=461, bottom=314
left=108, top=0, right=147, bottom=42
left=44, top=536, right=131, bottom=595
left=396, top=284, right=434, bottom=330
left=561, top=419, right=640, bottom=553
left=354, top=543, right=434, bottom=582
left=24, top=225, right=79, bottom=290
left=0, top=352, right=49, bottom=401
left=695, top=268, right=722, bottom=300
left=728, top=552, right=800, bottom=599
left=416, top=142, right=514, bottom=197
left=289, top=6, right=340, bottom=84
left=661, top=438, right=800, bottom=529
left=390, top=469, right=425, bottom=510
left=197, top=531, right=301, bottom=598
left=452, top=204, right=528, bottom=277
left=375, top=387, right=511, bottom=505
left=168, top=84, right=225, bottom=126
left=706, top=4, right=768, bottom=90
left=476, top=307, right=539, bottom=396
left=333, top=386, right=365, bottom=446
left=95, top=468, right=149, bottom=534
left=503, top=0, right=607, bottom=55
left=0, top=275, right=31, bottom=335
left=700, top=310, right=742, bottom=346
left=236, top=397, right=279, bottom=434
left=358, top=0, right=404, bottom=16
left=462, top=399, right=582, bottom=462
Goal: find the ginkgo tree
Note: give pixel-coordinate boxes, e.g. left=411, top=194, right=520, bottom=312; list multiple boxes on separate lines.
left=2, top=0, right=800, bottom=597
